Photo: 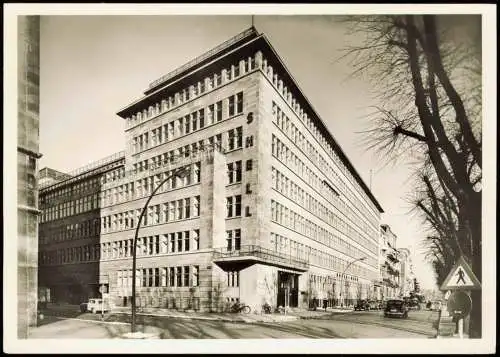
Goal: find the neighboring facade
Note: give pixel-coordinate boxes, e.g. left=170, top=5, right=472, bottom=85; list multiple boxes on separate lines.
left=377, top=224, right=401, bottom=300
left=397, top=247, right=415, bottom=297
left=18, top=15, right=41, bottom=338
left=38, top=27, right=383, bottom=313
left=38, top=152, right=126, bottom=304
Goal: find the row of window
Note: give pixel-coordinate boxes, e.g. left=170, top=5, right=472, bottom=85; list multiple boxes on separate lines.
left=272, top=135, right=378, bottom=245
left=126, top=53, right=258, bottom=129
left=262, top=56, right=380, bottom=217
left=271, top=167, right=377, bottom=255
left=272, top=102, right=379, bottom=230
left=40, top=164, right=126, bottom=208
left=270, top=232, right=375, bottom=281
left=101, top=195, right=200, bottom=234
left=132, top=92, right=243, bottom=155
left=40, top=193, right=99, bottom=223
left=270, top=199, right=377, bottom=268
left=132, top=127, right=242, bottom=180
left=39, top=219, right=99, bottom=245
left=105, top=229, right=201, bottom=260
left=39, top=229, right=201, bottom=266
left=101, top=162, right=201, bottom=208
left=117, top=266, right=200, bottom=288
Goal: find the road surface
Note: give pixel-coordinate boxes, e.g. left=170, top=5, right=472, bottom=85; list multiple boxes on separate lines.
left=29, top=310, right=436, bottom=339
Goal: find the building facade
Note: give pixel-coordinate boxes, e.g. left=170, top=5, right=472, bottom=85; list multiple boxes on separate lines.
left=18, top=15, right=41, bottom=338
left=377, top=224, right=401, bottom=300
left=39, top=27, right=383, bottom=313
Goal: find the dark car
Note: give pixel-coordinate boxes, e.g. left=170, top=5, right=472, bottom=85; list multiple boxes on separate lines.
left=384, top=299, right=409, bottom=318
left=354, top=300, right=370, bottom=311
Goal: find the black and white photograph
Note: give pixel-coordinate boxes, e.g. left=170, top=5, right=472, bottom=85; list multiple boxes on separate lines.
left=4, top=3, right=496, bottom=354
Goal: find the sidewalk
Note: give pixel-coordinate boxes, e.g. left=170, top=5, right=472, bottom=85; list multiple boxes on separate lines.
left=44, top=303, right=352, bottom=324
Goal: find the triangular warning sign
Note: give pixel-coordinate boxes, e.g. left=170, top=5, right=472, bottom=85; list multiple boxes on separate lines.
left=440, top=256, right=481, bottom=291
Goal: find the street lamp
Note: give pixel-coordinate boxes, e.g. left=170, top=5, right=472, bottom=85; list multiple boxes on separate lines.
left=339, top=256, right=366, bottom=308
left=130, top=165, right=189, bottom=334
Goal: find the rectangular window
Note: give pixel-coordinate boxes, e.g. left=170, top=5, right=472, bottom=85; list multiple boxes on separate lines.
left=169, top=267, right=175, bottom=286
left=176, top=266, right=183, bottom=287
left=192, top=266, right=199, bottom=287
left=184, top=231, right=190, bottom=251
left=193, top=229, right=200, bottom=250
left=235, top=195, right=242, bottom=217
left=235, top=229, right=241, bottom=250
left=227, top=161, right=242, bottom=184
left=215, top=101, right=222, bottom=122
left=177, top=232, right=183, bottom=252
left=228, top=95, right=235, bottom=117
left=183, top=266, right=190, bottom=287
left=226, top=230, right=233, bottom=251
left=236, top=92, right=243, bottom=114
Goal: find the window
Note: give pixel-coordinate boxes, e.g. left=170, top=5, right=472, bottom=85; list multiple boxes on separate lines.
left=176, top=266, right=182, bottom=287
left=184, top=231, right=190, bottom=251
left=199, top=108, right=205, bottom=128
left=227, top=271, right=239, bottom=287
left=193, top=229, right=200, bottom=250
left=234, top=229, right=241, bottom=250
left=193, top=196, right=200, bottom=216
left=228, top=127, right=243, bottom=151
left=236, top=92, right=243, bottom=114
left=228, top=95, right=235, bottom=116
left=215, top=101, right=222, bottom=122
left=192, top=266, right=199, bottom=287
left=169, top=267, right=175, bottom=286
left=227, top=161, right=242, bottom=184
left=226, top=195, right=242, bottom=218
left=177, top=232, right=183, bottom=252
left=226, top=230, right=233, bottom=251
left=246, top=159, right=253, bottom=171
left=183, top=266, right=190, bottom=287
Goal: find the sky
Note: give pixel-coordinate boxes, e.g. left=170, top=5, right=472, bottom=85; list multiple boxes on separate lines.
left=37, top=14, right=479, bottom=291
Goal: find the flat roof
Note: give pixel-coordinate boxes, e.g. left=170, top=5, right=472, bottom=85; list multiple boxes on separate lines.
left=115, top=27, right=384, bottom=213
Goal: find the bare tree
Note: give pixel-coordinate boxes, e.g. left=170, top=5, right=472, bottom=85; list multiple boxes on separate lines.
left=341, top=15, right=482, bottom=337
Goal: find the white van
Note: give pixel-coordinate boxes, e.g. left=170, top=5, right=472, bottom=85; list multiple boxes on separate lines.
left=81, top=298, right=111, bottom=313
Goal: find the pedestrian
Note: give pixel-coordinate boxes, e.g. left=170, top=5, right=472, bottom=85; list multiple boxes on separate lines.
left=323, top=299, right=327, bottom=311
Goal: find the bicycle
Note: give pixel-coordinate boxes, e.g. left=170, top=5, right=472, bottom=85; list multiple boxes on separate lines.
left=230, top=302, right=251, bottom=314
left=262, top=303, right=272, bottom=314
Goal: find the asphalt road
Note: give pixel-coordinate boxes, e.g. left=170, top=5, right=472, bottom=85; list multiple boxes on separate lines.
left=29, top=310, right=435, bottom=339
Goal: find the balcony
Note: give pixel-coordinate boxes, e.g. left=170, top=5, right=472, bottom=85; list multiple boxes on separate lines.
left=213, top=245, right=309, bottom=272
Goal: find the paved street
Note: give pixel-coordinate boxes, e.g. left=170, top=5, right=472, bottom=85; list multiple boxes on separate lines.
left=29, top=307, right=437, bottom=339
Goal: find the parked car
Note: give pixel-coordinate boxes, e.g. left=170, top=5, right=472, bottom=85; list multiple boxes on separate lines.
left=430, top=300, right=443, bottom=311
left=367, top=300, right=380, bottom=310
left=384, top=299, right=409, bottom=318
left=80, top=298, right=111, bottom=314
left=354, top=300, right=370, bottom=311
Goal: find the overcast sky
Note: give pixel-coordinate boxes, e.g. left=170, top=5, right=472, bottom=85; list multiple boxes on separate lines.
left=38, top=14, right=482, bottom=291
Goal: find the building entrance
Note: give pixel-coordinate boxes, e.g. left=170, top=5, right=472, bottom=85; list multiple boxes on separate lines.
left=277, top=271, right=299, bottom=308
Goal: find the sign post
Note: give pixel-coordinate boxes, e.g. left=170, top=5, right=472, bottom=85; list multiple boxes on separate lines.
left=439, top=256, right=481, bottom=338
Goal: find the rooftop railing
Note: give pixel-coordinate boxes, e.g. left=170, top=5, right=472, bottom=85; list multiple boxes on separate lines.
left=39, top=151, right=126, bottom=190
left=213, top=244, right=309, bottom=270
left=147, top=27, right=258, bottom=91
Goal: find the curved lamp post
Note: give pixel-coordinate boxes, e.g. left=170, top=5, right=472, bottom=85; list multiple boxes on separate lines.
left=130, top=165, right=189, bottom=333
left=339, top=256, right=366, bottom=308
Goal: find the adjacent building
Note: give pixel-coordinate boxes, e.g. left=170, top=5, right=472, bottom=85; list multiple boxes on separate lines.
left=377, top=224, right=401, bottom=299
left=38, top=27, right=384, bottom=313
left=18, top=15, right=41, bottom=338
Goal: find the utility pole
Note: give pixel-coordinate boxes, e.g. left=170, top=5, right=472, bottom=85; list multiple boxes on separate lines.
left=130, top=165, right=189, bottom=334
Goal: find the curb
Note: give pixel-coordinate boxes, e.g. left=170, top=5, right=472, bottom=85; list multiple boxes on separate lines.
left=112, top=311, right=299, bottom=324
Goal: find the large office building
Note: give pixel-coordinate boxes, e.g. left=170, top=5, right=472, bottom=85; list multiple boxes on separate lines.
left=18, top=15, right=41, bottom=338
left=38, top=27, right=383, bottom=313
